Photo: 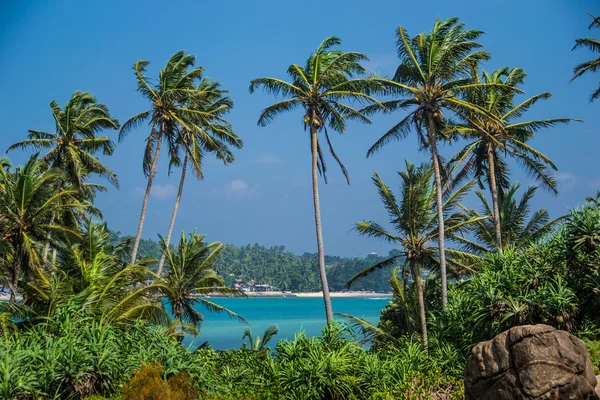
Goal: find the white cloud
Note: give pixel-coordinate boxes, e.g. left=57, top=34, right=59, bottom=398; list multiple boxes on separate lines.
left=135, top=184, right=177, bottom=200
left=227, top=179, right=248, bottom=191
left=257, top=154, right=283, bottom=165
left=218, top=179, right=256, bottom=199
left=554, top=172, right=577, bottom=190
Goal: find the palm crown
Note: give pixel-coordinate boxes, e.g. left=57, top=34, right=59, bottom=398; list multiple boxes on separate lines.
left=572, top=13, right=600, bottom=102
left=348, top=161, right=482, bottom=289
left=154, top=232, right=246, bottom=333
left=0, top=155, right=89, bottom=299
left=366, top=17, right=491, bottom=156
left=456, top=183, right=562, bottom=254
left=119, top=51, right=206, bottom=175
left=451, top=67, right=576, bottom=193
left=7, top=91, right=120, bottom=190
left=171, top=77, right=242, bottom=178
left=250, top=36, right=382, bottom=182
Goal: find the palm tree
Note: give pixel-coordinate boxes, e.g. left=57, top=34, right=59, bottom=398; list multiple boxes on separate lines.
left=0, top=155, right=88, bottom=301
left=7, top=91, right=119, bottom=261
left=454, top=183, right=562, bottom=254
left=7, top=91, right=119, bottom=189
left=23, top=220, right=167, bottom=325
left=572, top=13, right=600, bottom=101
left=346, top=162, right=484, bottom=346
left=249, top=36, right=383, bottom=323
left=241, top=325, right=279, bottom=351
left=119, top=51, right=205, bottom=263
left=450, top=67, right=576, bottom=250
left=27, top=246, right=166, bottom=326
left=156, top=77, right=242, bottom=276
left=365, top=18, right=491, bottom=305
left=153, top=232, right=246, bottom=336
left=338, top=267, right=420, bottom=347
left=586, top=190, right=600, bottom=208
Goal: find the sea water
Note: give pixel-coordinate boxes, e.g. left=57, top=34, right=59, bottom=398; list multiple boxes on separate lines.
left=183, top=296, right=391, bottom=350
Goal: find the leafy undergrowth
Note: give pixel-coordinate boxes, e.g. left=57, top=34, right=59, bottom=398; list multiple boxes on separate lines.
left=585, top=340, right=600, bottom=375
left=0, top=306, right=464, bottom=400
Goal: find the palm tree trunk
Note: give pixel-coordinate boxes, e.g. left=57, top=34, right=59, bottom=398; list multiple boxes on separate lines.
left=310, top=125, right=333, bottom=324
left=411, top=259, right=428, bottom=348
left=487, top=145, right=503, bottom=252
left=41, top=212, right=55, bottom=263
left=156, top=152, right=188, bottom=276
left=42, top=180, right=63, bottom=262
left=130, top=132, right=163, bottom=263
left=427, top=115, right=448, bottom=306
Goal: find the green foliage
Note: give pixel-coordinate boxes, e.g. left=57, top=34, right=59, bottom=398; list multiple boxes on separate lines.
left=584, top=339, right=600, bottom=375
left=572, top=13, right=600, bottom=101
left=109, top=235, right=398, bottom=292
left=154, top=231, right=246, bottom=335
left=0, top=310, right=465, bottom=399
left=378, top=205, right=600, bottom=357
left=457, top=184, right=563, bottom=253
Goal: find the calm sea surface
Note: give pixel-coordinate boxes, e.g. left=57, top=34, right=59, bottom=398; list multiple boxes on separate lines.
left=182, top=296, right=391, bottom=350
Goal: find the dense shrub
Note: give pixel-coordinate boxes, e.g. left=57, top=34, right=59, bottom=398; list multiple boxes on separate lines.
left=0, top=308, right=464, bottom=399
left=122, top=363, right=197, bottom=400
left=377, top=206, right=600, bottom=359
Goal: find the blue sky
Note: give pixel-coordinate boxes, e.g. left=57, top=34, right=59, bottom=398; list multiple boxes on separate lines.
left=1, top=0, right=599, bottom=256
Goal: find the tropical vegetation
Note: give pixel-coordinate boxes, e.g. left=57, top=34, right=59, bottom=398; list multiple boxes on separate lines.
left=0, top=13, right=598, bottom=400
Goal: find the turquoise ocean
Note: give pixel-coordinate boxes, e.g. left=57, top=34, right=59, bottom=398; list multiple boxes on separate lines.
left=183, top=296, right=391, bottom=350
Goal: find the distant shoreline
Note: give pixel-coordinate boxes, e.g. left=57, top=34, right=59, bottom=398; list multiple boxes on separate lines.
left=205, top=291, right=393, bottom=298
left=0, top=292, right=393, bottom=301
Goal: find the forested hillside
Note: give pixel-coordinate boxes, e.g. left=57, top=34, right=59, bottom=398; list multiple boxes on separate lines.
left=110, top=231, right=397, bottom=292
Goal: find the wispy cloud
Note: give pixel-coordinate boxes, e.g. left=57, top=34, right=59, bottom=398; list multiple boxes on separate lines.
left=364, top=54, right=397, bottom=73
left=134, top=184, right=177, bottom=200
left=215, top=179, right=257, bottom=199
left=554, top=172, right=577, bottom=190
left=257, top=154, right=283, bottom=165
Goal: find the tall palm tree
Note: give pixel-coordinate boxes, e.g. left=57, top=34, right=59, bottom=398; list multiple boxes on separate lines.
left=153, top=232, right=246, bottom=336
left=365, top=18, right=491, bottom=305
left=156, top=77, right=242, bottom=276
left=7, top=91, right=119, bottom=261
left=346, top=162, right=483, bottom=346
left=249, top=36, right=383, bottom=323
left=0, top=155, right=88, bottom=301
left=572, top=13, right=600, bottom=101
left=454, top=183, right=562, bottom=254
left=450, top=67, right=576, bottom=250
left=119, top=51, right=205, bottom=263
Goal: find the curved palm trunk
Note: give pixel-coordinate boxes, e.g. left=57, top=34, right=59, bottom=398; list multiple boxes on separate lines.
left=411, top=259, right=428, bottom=348
left=310, top=125, right=333, bottom=324
left=130, top=132, right=163, bottom=263
left=42, top=180, right=63, bottom=263
left=427, top=115, right=448, bottom=306
left=156, top=153, right=188, bottom=276
left=41, top=213, right=55, bottom=263
left=487, top=145, right=503, bottom=252
left=427, top=116, right=448, bottom=306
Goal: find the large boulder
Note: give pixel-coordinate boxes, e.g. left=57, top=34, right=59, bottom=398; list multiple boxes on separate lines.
left=464, top=324, right=599, bottom=399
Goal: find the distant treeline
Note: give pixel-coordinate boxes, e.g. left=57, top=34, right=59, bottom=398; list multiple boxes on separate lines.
left=109, top=231, right=399, bottom=292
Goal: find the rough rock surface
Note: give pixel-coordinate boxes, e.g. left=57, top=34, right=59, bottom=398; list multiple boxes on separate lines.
left=464, top=324, right=599, bottom=399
